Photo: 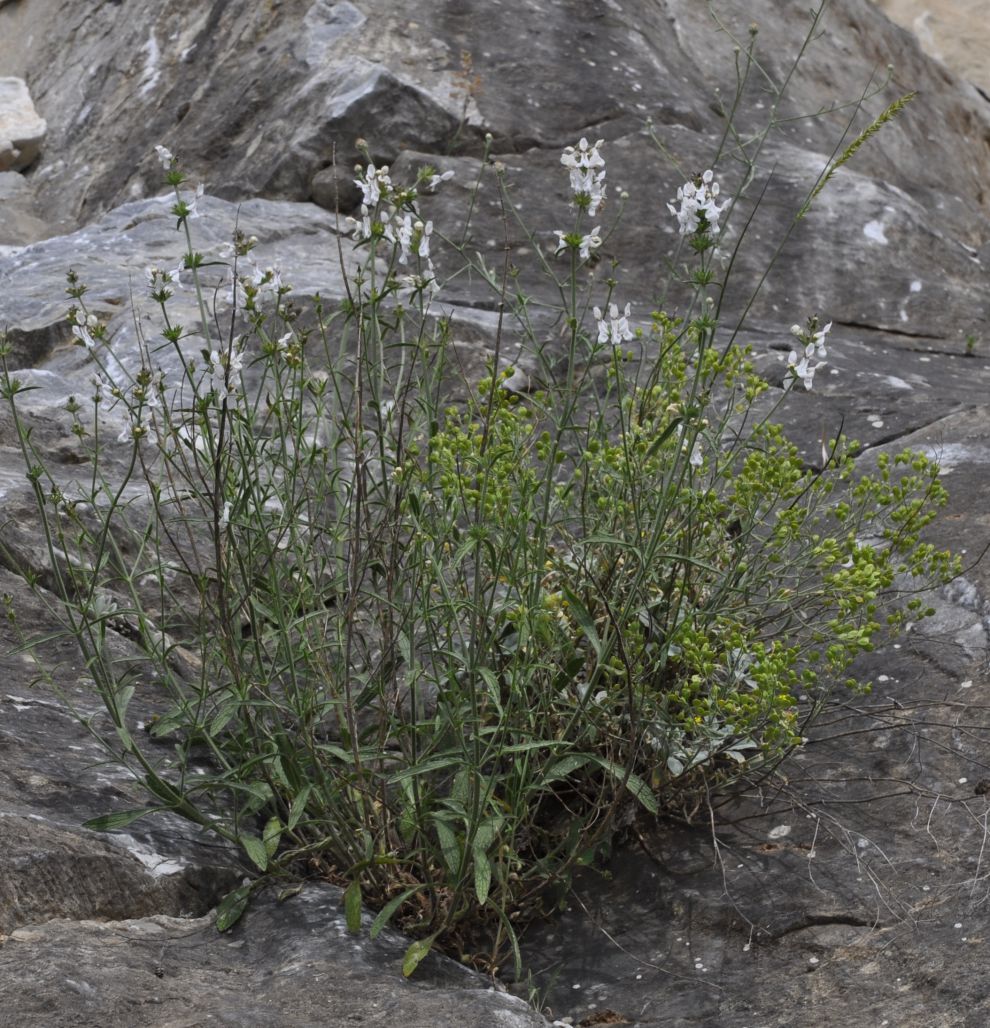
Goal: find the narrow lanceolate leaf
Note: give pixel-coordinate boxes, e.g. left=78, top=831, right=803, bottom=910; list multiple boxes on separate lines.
left=402, top=934, right=438, bottom=978
left=215, top=883, right=253, bottom=932
left=262, top=816, right=282, bottom=859
left=83, top=806, right=164, bottom=832
left=560, top=588, right=603, bottom=659
left=239, top=832, right=269, bottom=872
left=434, top=819, right=461, bottom=875
left=590, top=756, right=659, bottom=815
left=286, top=785, right=312, bottom=831
left=473, top=852, right=492, bottom=906
left=538, top=753, right=590, bottom=788
left=369, top=886, right=421, bottom=940
left=343, top=879, right=362, bottom=934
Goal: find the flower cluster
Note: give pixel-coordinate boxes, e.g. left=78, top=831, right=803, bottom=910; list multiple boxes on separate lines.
left=554, top=226, right=601, bottom=261
left=146, top=265, right=183, bottom=303
left=561, top=137, right=607, bottom=215
left=347, top=161, right=446, bottom=302
left=668, top=169, right=724, bottom=237
left=786, top=317, right=831, bottom=391
left=206, top=345, right=244, bottom=401
left=69, top=311, right=103, bottom=350
left=593, top=302, right=633, bottom=348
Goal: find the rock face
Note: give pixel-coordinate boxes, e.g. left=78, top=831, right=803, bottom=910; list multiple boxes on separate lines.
left=1, top=0, right=990, bottom=1025
left=875, top=0, right=990, bottom=95
left=0, top=76, right=46, bottom=172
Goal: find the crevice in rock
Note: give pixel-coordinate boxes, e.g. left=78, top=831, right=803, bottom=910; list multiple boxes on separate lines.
left=850, top=408, right=965, bottom=454
left=768, top=913, right=879, bottom=940
left=831, top=319, right=947, bottom=344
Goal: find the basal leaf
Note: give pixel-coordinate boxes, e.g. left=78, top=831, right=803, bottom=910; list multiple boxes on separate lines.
left=215, top=883, right=253, bottom=932
left=82, top=806, right=162, bottom=832
left=402, top=934, right=438, bottom=978
left=239, top=832, right=268, bottom=871
left=344, top=879, right=362, bottom=934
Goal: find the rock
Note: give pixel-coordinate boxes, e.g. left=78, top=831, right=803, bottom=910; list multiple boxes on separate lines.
left=875, top=0, right=990, bottom=96
left=0, top=0, right=990, bottom=1025
left=0, top=76, right=46, bottom=172
left=0, top=886, right=549, bottom=1028
left=0, top=171, right=47, bottom=244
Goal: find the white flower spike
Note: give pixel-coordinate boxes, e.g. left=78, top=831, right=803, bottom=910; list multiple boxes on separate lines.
left=593, top=302, right=633, bottom=348
left=668, top=169, right=724, bottom=237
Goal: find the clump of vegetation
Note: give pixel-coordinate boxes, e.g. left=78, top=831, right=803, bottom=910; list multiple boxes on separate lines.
left=1, top=5, right=956, bottom=979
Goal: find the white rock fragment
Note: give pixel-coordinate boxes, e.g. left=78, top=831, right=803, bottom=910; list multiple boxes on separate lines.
left=0, top=77, right=47, bottom=171
left=863, top=219, right=888, bottom=245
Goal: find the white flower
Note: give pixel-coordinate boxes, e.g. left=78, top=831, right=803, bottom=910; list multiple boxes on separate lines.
left=176, top=423, right=209, bottom=456
left=593, top=302, right=633, bottom=348
left=579, top=226, right=602, bottom=260
left=561, top=138, right=607, bottom=215
left=251, top=264, right=284, bottom=300
left=553, top=230, right=568, bottom=255
left=677, top=424, right=704, bottom=467
left=347, top=204, right=374, bottom=241
left=154, top=145, right=174, bottom=169
left=146, top=266, right=183, bottom=295
left=786, top=346, right=822, bottom=390
left=668, top=169, right=724, bottom=237
left=207, top=346, right=244, bottom=400
left=812, top=320, right=831, bottom=359
left=70, top=312, right=100, bottom=349
left=187, top=182, right=205, bottom=219
left=786, top=317, right=832, bottom=390
left=416, top=220, right=433, bottom=260
left=560, top=138, right=605, bottom=172
left=386, top=212, right=414, bottom=263
left=72, top=324, right=96, bottom=349
left=219, top=500, right=232, bottom=529
left=425, top=170, right=455, bottom=191
left=397, top=260, right=440, bottom=304
left=355, top=162, right=393, bottom=208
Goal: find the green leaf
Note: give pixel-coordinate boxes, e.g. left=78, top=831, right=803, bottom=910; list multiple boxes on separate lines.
left=215, top=883, right=253, bottom=932
left=590, top=756, right=659, bottom=815
left=369, top=886, right=420, bottom=940
left=559, top=588, right=603, bottom=659
left=142, top=770, right=184, bottom=805
left=387, top=754, right=467, bottom=784
left=434, top=818, right=461, bottom=874
left=286, top=785, right=312, bottom=831
left=402, top=934, right=438, bottom=978
left=262, top=816, right=282, bottom=859
left=646, top=417, right=683, bottom=458
left=473, top=850, right=492, bottom=906
left=83, top=806, right=163, bottom=832
left=239, top=832, right=269, bottom=871
left=538, top=754, right=589, bottom=787
left=114, top=684, right=135, bottom=716
left=344, top=879, right=362, bottom=934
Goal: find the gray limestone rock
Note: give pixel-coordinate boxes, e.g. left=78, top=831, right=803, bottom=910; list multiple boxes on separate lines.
left=0, top=887, right=549, bottom=1028
left=0, top=76, right=46, bottom=172
left=0, top=1, right=990, bottom=1025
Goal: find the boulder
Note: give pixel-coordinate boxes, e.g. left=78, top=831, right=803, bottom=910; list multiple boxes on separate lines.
left=875, top=0, right=990, bottom=95
left=0, top=170, right=47, bottom=245
left=0, top=76, right=46, bottom=172
left=0, top=0, right=989, bottom=1025
left=0, top=887, right=549, bottom=1027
